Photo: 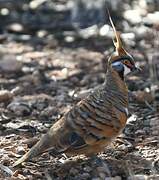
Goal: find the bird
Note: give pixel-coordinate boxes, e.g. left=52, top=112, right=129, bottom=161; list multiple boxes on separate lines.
left=13, top=14, right=140, bottom=167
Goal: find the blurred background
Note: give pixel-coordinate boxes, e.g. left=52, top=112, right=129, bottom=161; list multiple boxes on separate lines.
left=0, top=0, right=159, bottom=179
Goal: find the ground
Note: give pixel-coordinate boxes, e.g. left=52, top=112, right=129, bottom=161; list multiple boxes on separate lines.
left=0, top=1, right=159, bottom=179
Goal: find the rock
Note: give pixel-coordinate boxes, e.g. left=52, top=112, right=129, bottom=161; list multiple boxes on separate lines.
left=61, top=68, right=69, bottom=78
left=133, top=26, right=152, bottom=40
left=97, top=166, right=109, bottom=173
left=7, top=23, right=24, bottom=33
left=37, top=125, right=48, bottom=133
left=23, top=137, right=39, bottom=148
left=16, top=146, right=25, bottom=155
left=92, top=178, right=101, bottom=180
left=83, top=166, right=92, bottom=172
left=128, top=175, right=146, bottom=180
left=124, top=10, right=143, bottom=24
left=132, top=91, right=154, bottom=103
left=69, top=167, right=79, bottom=175
left=128, top=174, right=159, bottom=180
left=151, top=130, right=159, bottom=136
left=150, top=117, right=159, bottom=126
left=99, top=24, right=110, bottom=36
left=7, top=101, right=31, bottom=116
left=112, top=176, right=122, bottom=180
left=0, top=90, right=13, bottom=102
left=74, top=88, right=93, bottom=99
left=80, top=172, right=90, bottom=179
left=117, top=144, right=131, bottom=152
left=127, top=114, right=138, bottom=124
left=135, top=130, right=146, bottom=136
left=143, top=11, right=159, bottom=25
left=11, top=86, right=22, bottom=95
left=0, top=55, right=22, bottom=73
left=29, top=0, right=48, bottom=9
left=148, top=175, right=159, bottom=180
left=104, top=176, right=122, bottom=180
left=99, top=172, right=106, bottom=179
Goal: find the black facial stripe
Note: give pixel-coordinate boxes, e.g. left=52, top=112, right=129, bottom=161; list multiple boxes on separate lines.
left=125, top=64, right=133, bottom=69
left=112, top=55, right=134, bottom=64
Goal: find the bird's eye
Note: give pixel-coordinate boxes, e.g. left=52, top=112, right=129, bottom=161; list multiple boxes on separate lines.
left=124, top=60, right=129, bottom=65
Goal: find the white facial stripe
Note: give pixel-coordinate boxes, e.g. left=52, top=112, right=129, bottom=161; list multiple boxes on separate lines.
left=112, top=61, right=121, bottom=66
left=124, top=65, right=131, bottom=75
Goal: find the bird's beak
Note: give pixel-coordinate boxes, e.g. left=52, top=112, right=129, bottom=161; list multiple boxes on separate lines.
left=131, top=65, right=141, bottom=72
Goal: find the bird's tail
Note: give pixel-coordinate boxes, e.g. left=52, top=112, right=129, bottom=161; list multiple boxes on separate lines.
left=13, top=132, right=53, bottom=167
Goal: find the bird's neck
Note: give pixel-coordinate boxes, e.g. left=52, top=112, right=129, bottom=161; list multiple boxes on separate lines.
left=104, top=67, right=128, bottom=107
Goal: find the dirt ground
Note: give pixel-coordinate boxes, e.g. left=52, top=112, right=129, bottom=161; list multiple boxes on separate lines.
left=0, top=1, right=159, bottom=179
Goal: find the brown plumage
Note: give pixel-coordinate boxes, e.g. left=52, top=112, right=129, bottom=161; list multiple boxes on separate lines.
left=13, top=14, right=139, bottom=167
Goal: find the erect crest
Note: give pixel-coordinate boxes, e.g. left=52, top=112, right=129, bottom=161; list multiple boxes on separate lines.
left=107, top=9, right=127, bottom=56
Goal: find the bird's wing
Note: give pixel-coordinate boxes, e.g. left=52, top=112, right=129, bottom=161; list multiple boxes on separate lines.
left=61, top=91, right=122, bottom=150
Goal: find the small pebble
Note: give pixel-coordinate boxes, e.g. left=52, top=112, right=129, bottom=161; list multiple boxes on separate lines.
left=7, top=23, right=24, bottom=33
left=127, top=174, right=148, bottom=180
left=133, top=91, right=154, bottom=103
left=0, top=90, right=13, bottom=102
left=99, top=172, right=106, bottom=179
left=151, top=130, right=159, bottom=136
left=69, top=167, right=79, bottom=175
left=16, top=146, right=25, bottom=155
left=135, top=130, right=145, bottom=135
left=0, top=55, right=22, bottom=73
left=97, top=166, right=108, bottom=173
left=92, top=178, right=101, bottom=180
left=7, top=101, right=31, bottom=116
left=83, top=166, right=92, bottom=172
left=80, top=172, right=90, bottom=179
left=150, top=118, right=159, bottom=126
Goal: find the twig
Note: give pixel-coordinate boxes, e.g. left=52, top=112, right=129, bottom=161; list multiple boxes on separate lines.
left=0, top=164, right=13, bottom=176
left=145, top=101, right=155, bottom=111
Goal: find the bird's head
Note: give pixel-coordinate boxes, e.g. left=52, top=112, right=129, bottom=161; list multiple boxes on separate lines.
left=108, top=14, right=140, bottom=79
